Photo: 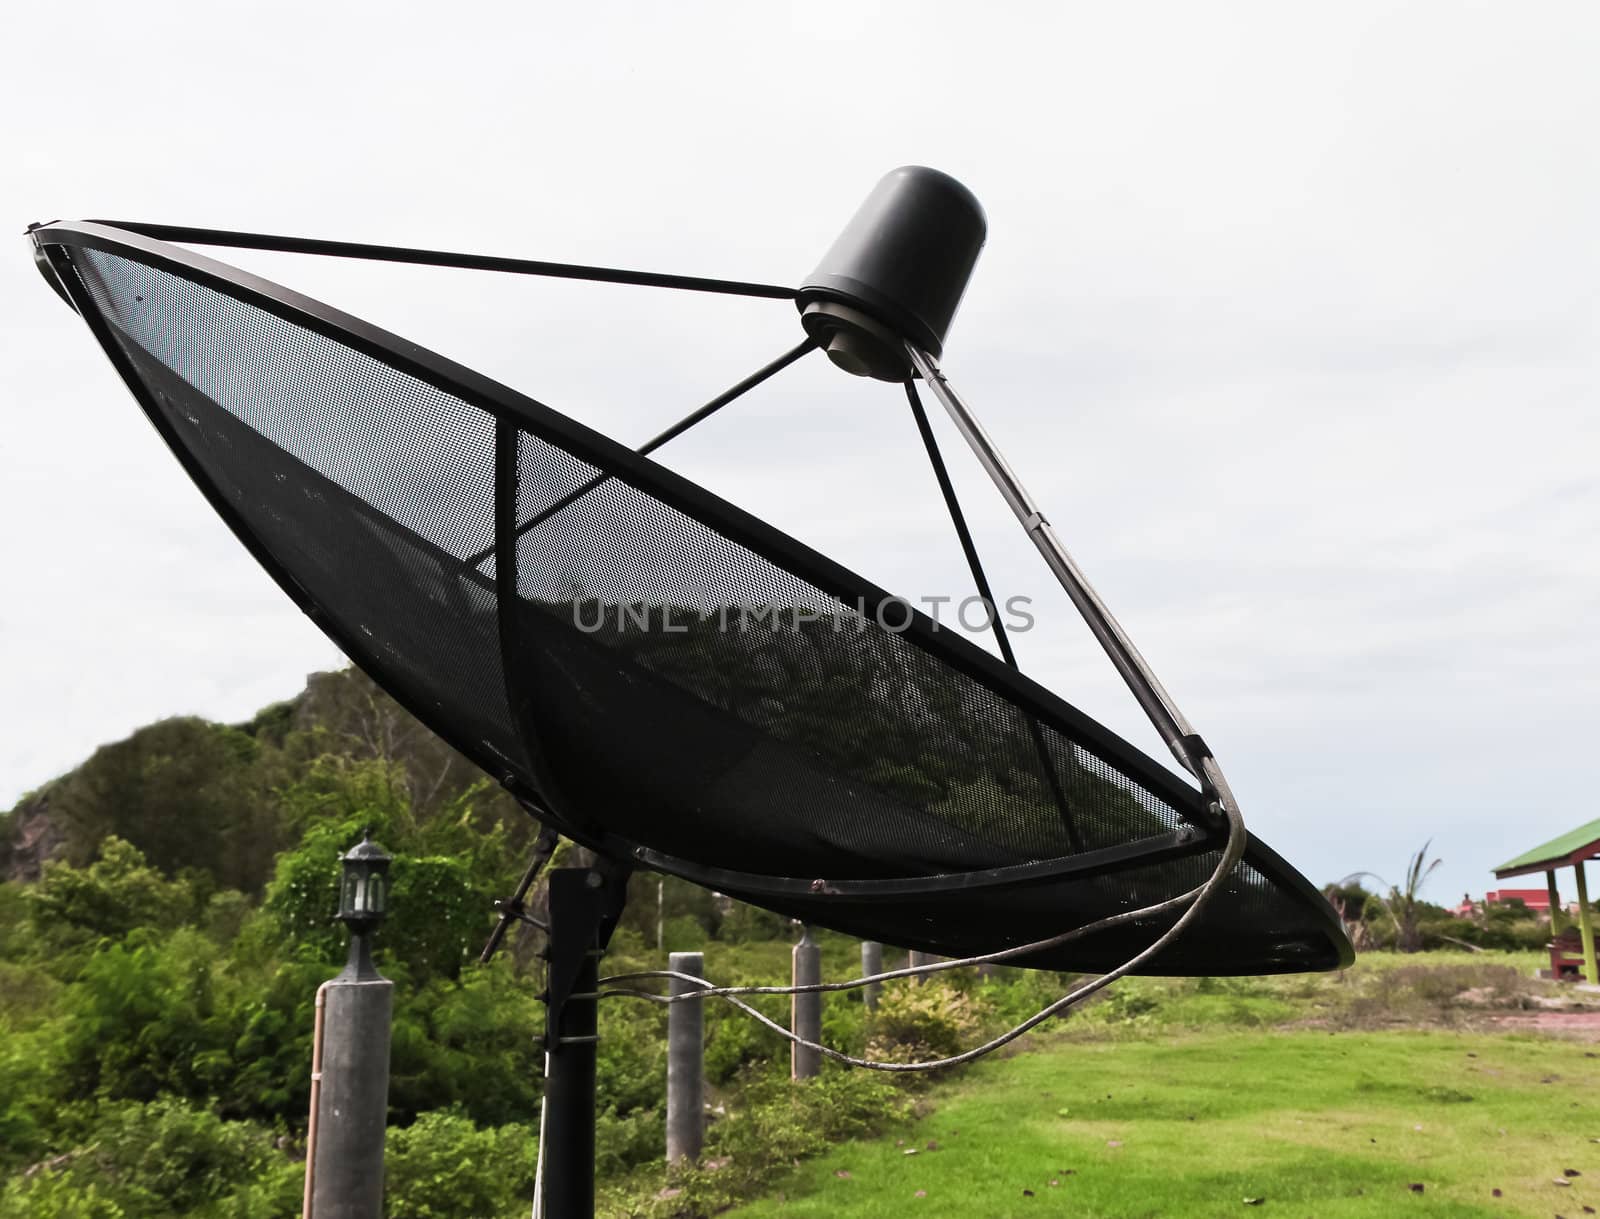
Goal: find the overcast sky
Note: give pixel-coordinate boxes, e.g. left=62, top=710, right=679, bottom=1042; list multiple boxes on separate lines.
left=3, top=3, right=1596, bottom=909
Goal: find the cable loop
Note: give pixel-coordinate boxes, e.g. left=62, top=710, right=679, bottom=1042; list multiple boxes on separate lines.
left=599, top=795, right=1245, bottom=1073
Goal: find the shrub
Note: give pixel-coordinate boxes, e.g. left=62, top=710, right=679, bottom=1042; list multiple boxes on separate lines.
left=866, top=978, right=980, bottom=1060
left=384, top=1110, right=537, bottom=1219
left=27, top=838, right=195, bottom=944
left=595, top=1106, right=663, bottom=1178
left=61, top=929, right=230, bottom=1103
left=0, top=1173, right=129, bottom=1219
left=0, top=1017, right=70, bottom=1169
left=977, top=967, right=1075, bottom=1028
left=596, top=1000, right=668, bottom=1119
left=714, top=901, right=787, bottom=944
left=820, top=991, right=868, bottom=1058
left=604, top=1068, right=908, bottom=1218
left=388, top=966, right=544, bottom=1128
left=1337, top=961, right=1529, bottom=1027
left=0, top=1098, right=297, bottom=1219
left=704, top=1004, right=775, bottom=1084
left=661, top=915, right=710, bottom=954
left=264, top=767, right=498, bottom=982
left=202, top=890, right=254, bottom=944
left=210, top=957, right=326, bottom=1122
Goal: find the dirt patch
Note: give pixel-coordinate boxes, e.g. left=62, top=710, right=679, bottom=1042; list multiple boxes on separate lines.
left=1477, top=1010, right=1600, bottom=1040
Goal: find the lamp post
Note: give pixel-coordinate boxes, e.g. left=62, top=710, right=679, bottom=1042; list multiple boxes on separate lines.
left=336, top=830, right=392, bottom=973
left=305, top=831, right=395, bottom=1219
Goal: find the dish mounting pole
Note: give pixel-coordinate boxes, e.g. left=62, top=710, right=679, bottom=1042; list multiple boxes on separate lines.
left=535, top=860, right=630, bottom=1218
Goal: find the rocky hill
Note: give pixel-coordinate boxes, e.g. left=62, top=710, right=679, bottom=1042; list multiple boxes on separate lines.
left=0, top=668, right=530, bottom=890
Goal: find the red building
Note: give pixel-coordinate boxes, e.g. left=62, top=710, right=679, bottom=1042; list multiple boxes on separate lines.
left=1483, top=888, right=1552, bottom=912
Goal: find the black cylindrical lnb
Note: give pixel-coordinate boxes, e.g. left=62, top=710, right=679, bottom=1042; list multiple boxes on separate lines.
left=798, top=166, right=986, bottom=380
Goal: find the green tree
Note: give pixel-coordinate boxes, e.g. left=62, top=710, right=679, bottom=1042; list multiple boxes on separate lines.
left=1342, top=841, right=1443, bottom=953
left=265, top=757, right=503, bottom=981
left=59, top=929, right=231, bottom=1103
left=46, top=718, right=280, bottom=893
left=28, top=838, right=195, bottom=944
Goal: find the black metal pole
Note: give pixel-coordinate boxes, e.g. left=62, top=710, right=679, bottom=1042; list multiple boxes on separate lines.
left=538, top=863, right=629, bottom=1218
left=542, top=869, right=599, bottom=1216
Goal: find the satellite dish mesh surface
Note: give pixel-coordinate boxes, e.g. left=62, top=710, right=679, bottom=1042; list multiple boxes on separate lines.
left=35, top=217, right=1349, bottom=976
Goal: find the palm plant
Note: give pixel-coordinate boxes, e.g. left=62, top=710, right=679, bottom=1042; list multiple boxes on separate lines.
left=1340, top=841, right=1443, bottom=953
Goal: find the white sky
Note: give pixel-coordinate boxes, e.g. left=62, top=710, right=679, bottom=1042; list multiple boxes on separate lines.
left=2, top=2, right=1596, bottom=907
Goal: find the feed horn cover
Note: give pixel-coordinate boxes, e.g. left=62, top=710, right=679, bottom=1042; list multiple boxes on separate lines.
left=30, top=215, right=1351, bottom=976
left=799, top=166, right=987, bottom=380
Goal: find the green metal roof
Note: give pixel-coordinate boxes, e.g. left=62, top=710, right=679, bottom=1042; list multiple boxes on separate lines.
left=1493, top=816, right=1600, bottom=878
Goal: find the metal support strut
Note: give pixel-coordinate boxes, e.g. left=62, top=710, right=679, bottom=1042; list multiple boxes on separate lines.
left=463, top=336, right=817, bottom=571
left=903, top=379, right=1084, bottom=850
left=903, top=343, right=1218, bottom=796
left=82, top=220, right=798, bottom=300
left=480, top=823, right=560, bottom=964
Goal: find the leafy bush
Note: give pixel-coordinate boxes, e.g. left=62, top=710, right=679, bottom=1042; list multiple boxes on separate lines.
left=820, top=990, right=868, bottom=1058
left=596, top=1106, right=663, bottom=1178
left=976, top=967, right=1074, bottom=1027
left=0, top=1098, right=298, bottom=1219
left=603, top=1068, right=908, bottom=1218
left=712, top=1068, right=903, bottom=1165
left=1444, top=910, right=1555, bottom=951
left=1086, top=983, right=1162, bottom=1026
left=0, top=1173, right=128, bottom=1219
left=385, top=1110, right=537, bottom=1219
left=660, top=915, right=710, bottom=954
left=202, top=890, right=253, bottom=944
left=212, top=957, right=327, bottom=1122
left=0, top=960, right=62, bottom=1028
left=714, top=901, right=787, bottom=944
left=866, top=978, right=981, bottom=1060
left=387, top=855, right=496, bottom=980
left=704, top=1001, right=779, bottom=1084
left=596, top=1000, right=668, bottom=1120
left=0, top=883, right=41, bottom=962
left=61, top=929, right=229, bottom=1103
left=263, top=761, right=501, bottom=982
left=27, top=838, right=196, bottom=944
left=388, top=966, right=543, bottom=1128
left=0, top=1017, right=70, bottom=1169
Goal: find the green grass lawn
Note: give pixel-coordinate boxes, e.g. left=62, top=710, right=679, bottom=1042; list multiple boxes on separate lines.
left=725, top=1029, right=1600, bottom=1218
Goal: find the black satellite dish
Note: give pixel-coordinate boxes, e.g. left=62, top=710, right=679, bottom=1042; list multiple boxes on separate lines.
left=29, top=167, right=1351, bottom=1212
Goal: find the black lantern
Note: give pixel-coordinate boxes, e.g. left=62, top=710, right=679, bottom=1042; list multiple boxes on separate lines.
left=337, top=829, right=392, bottom=936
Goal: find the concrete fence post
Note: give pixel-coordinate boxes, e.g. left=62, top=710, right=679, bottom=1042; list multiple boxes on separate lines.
left=666, top=951, right=705, bottom=1163
left=908, top=948, right=936, bottom=981
left=307, top=938, right=392, bottom=1219
left=860, top=941, right=883, bottom=1011
left=791, top=927, right=821, bottom=1079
